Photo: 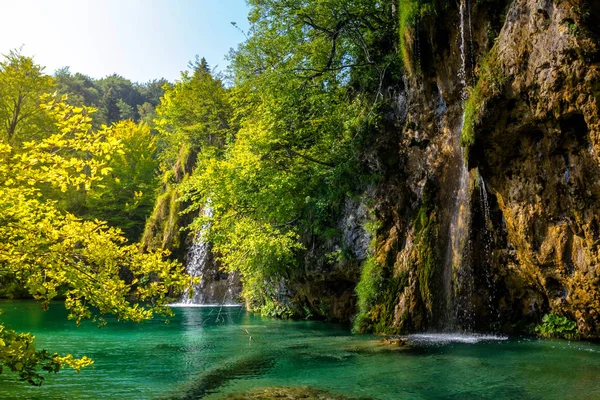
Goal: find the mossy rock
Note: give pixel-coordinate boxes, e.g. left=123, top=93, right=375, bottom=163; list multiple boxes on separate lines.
left=224, top=386, right=372, bottom=400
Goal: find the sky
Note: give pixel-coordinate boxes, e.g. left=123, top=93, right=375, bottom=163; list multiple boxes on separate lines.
left=0, top=0, right=250, bottom=82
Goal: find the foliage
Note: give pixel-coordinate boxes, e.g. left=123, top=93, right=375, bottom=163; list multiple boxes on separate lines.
left=84, top=121, right=159, bottom=241
left=55, top=68, right=171, bottom=127
left=0, top=97, right=189, bottom=384
left=535, top=313, right=579, bottom=340
left=172, top=0, right=400, bottom=314
left=154, top=57, right=231, bottom=170
left=256, top=298, right=295, bottom=319
left=0, top=323, right=92, bottom=386
left=461, top=45, right=506, bottom=148
left=0, top=50, right=55, bottom=144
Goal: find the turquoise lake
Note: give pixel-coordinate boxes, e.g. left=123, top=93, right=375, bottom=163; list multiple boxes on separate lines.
left=1, top=300, right=600, bottom=399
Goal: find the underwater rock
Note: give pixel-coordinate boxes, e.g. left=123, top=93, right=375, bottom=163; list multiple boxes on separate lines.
left=224, top=386, right=373, bottom=400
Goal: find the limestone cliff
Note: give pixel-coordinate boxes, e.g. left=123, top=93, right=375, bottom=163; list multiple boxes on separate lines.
left=470, top=0, right=600, bottom=337
left=356, top=0, right=600, bottom=339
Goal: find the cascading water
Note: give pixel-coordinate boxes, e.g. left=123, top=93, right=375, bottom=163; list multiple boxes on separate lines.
left=442, top=0, right=473, bottom=331
left=178, top=206, right=242, bottom=306
left=458, top=0, right=468, bottom=102
left=478, top=173, right=499, bottom=324
left=478, top=174, right=492, bottom=232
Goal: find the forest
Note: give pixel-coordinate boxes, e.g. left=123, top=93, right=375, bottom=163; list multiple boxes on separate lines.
left=1, top=0, right=600, bottom=398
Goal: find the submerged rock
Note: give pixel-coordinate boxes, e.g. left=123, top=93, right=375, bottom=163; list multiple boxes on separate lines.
left=381, top=336, right=409, bottom=347
left=165, top=353, right=276, bottom=400
left=224, top=386, right=372, bottom=400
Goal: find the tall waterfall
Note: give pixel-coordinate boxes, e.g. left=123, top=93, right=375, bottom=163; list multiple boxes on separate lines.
left=179, top=206, right=242, bottom=306
left=442, top=0, right=473, bottom=330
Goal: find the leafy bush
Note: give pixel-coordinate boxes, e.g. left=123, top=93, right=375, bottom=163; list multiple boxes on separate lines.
left=535, top=313, right=579, bottom=340
left=257, top=298, right=295, bottom=319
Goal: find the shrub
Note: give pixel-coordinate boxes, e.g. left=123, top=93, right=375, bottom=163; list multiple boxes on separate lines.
left=535, top=313, right=579, bottom=340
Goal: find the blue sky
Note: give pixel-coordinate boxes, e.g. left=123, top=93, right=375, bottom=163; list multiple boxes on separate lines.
left=0, top=0, right=250, bottom=82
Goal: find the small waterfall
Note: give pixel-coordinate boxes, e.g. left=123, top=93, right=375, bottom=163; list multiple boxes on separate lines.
left=478, top=174, right=492, bottom=231
left=445, top=132, right=473, bottom=331
left=179, top=206, right=242, bottom=306
left=458, top=0, right=468, bottom=101
left=467, top=0, right=476, bottom=86
left=478, top=173, right=498, bottom=324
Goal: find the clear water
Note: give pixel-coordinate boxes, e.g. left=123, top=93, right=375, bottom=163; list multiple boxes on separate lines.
left=2, top=301, right=600, bottom=399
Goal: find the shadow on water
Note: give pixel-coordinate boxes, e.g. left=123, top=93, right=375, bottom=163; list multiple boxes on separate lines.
left=162, top=353, right=276, bottom=400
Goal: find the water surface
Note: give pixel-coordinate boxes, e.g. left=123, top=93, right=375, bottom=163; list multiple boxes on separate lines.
left=1, top=301, right=599, bottom=399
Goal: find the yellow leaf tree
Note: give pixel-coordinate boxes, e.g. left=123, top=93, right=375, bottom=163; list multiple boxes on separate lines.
left=0, top=97, right=190, bottom=385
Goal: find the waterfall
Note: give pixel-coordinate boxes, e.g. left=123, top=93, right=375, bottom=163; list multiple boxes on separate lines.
left=179, top=205, right=242, bottom=306
left=458, top=0, right=468, bottom=101
left=478, top=173, right=498, bottom=323
left=442, top=0, right=473, bottom=330
left=478, top=174, right=492, bottom=231
left=443, top=126, right=473, bottom=330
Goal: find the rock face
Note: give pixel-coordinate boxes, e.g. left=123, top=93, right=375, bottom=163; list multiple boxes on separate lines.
left=472, top=0, right=600, bottom=337
left=354, top=0, right=600, bottom=338
left=279, top=196, right=371, bottom=321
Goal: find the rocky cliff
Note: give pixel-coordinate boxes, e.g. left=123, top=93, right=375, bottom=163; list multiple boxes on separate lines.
left=354, top=0, right=600, bottom=339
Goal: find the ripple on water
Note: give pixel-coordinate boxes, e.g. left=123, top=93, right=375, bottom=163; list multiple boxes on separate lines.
left=407, top=333, right=509, bottom=345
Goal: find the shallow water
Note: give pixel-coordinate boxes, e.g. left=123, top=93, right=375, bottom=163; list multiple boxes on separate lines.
left=1, top=300, right=600, bottom=399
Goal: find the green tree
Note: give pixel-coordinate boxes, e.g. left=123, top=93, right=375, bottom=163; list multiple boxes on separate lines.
left=85, top=120, right=160, bottom=241
left=177, top=0, right=397, bottom=314
left=117, top=98, right=135, bottom=120
left=155, top=59, right=232, bottom=170
left=0, top=50, right=55, bottom=144
left=54, top=67, right=101, bottom=109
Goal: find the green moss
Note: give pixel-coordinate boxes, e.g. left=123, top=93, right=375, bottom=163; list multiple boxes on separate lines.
left=354, top=180, right=439, bottom=334
left=398, top=0, right=419, bottom=74
left=353, top=255, right=385, bottom=333
left=461, top=45, right=507, bottom=148
left=354, top=250, right=409, bottom=334
left=410, top=178, right=439, bottom=320
left=413, top=203, right=437, bottom=314
left=141, top=186, right=182, bottom=251
left=398, top=0, right=443, bottom=75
